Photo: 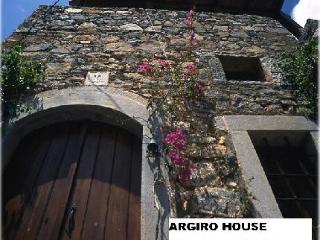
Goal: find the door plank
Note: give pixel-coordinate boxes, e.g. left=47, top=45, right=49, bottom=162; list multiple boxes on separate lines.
left=4, top=121, right=142, bottom=240
left=60, top=123, right=101, bottom=240
left=127, top=136, right=142, bottom=240
left=14, top=125, right=70, bottom=240
left=81, top=126, right=117, bottom=240
left=104, top=129, right=133, bottom=240
left=3, top=129, right=52, bottom=240
left=37, top=123, right=87, bottom=240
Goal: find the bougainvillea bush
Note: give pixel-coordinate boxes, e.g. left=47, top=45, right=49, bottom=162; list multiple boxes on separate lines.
left=137, top=9, right=205, bottom=184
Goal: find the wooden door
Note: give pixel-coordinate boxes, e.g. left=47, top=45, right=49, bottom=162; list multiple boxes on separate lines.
left=3, top=121, right=141, bottom=240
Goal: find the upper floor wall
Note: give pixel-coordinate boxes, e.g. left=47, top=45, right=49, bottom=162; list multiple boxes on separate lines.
left=6, top=6, right=297, bottom=83
left=4, top=5, right=299, bottom=115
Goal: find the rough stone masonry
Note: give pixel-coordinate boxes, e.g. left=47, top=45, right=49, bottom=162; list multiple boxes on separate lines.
left=3, top=5, right=301, bottom=218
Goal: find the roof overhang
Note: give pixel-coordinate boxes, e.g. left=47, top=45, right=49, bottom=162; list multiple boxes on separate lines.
left=69, top=0, right=284, bottom=15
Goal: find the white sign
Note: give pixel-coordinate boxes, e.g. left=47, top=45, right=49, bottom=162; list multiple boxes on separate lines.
left=85, top=72, right=110, bottom=86
left=169, top=218, right=312, bottom=240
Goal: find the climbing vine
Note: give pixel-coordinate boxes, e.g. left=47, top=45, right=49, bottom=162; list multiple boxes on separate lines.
left=279, top=38, right=318, bottom=120
left=138, top=10, right=205, bottom=184
left=1, top=44, right=46, bottom=120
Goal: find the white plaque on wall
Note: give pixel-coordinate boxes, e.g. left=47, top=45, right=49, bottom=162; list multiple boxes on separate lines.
left=85, top=71, right=110, bottom=86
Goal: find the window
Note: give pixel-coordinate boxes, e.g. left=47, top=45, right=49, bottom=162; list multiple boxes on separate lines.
left=218, top=56, right=266, bottom=81
left=217, top=115, right=318, bottom=239
left=249, top=130, right=318, bottom=239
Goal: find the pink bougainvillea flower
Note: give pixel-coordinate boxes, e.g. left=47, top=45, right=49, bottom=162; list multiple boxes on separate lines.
left=164, top=129, right=186, bottom=150
left=184, top=18, right=193, bottom=28
left=169, top=151, right=185, bottom=166
left=181, top=74, right=189, bottom=81
left=190, top=37, right=197, bottom=46
left=179, top=167, right=192, bottom=182
left=187, top=9, right=194, bottom=18
left=190, top=29, right=197, bottom=46
left=185, top=62, right=197, bottom=75
left=184, top=9, right=194, bottom=28
left=137, top=60, right=154, bottom=75
left=184, top=19, right=192, bottom=28
left=156, top=59, right=171, bottom=69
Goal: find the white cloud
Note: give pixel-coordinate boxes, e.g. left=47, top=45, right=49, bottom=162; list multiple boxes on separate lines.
left=292, top=0, right=320, bottom=26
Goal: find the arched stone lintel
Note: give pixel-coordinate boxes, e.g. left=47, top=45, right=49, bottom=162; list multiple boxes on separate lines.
left=3, top=86, right=149, bottom=164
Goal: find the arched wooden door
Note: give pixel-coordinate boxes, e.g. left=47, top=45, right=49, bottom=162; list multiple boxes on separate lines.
left=3, top=121, right=141, bottom=240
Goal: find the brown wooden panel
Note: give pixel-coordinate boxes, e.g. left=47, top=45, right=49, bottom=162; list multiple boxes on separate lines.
left=3, top=120, right=141, bottom=240
left=14, top=125, right=70, bottom=240
left=3, top=129, right=52, bottom=240
left=104, top=129, right=133, bottom=240
left=127, top=136, right=142, bottom=240
left=3, top=135, right=39, bottom=239
left=60, top=123, right=101, bottom=240
left=81, top=126, right=117, bottom=239
left=37, top=123, right=87, bottom=240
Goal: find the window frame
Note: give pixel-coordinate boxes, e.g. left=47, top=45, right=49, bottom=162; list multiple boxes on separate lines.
left=216, top=115, right=318, bottom=217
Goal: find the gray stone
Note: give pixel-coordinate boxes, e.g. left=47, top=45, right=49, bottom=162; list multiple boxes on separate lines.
left=190, top=187, right=243, bottom=217
left=189, top=162, right=220, bottom=187
left=300, top=19, right=319, bottom=42
left=137, top=41, right=164, bottom=53
left=70, top=14, right=86, bottom=21
left=219, top=156, right=238, bottom=177
left=186, top=143, right=227, bottom=159
left=144, top=26, right=162, bottom=32
left=119, top=23, right=143, bottom=31
left=65, top=8, right=83, bottom=13
left=163, top=21, right=173, bottom=27
left=169, top=37, right=188, bottom=48
left=50, top=46, right=70, bottom=53
left=24, top=43, right=51, bottom=52
left=154, top=20, right=162, bottom=25
left=105, top=41, right=134, bottom=52
left=46, top=62, right=72, bottom=74
left=231, top=31, right=249, bottom=38
left=193, top=21, right=206, bottom=32
left=116, top=10, right=130, bottom=15
left=213, top=26, right=228, bottom=31
left=80, top=41, right=91, bottom=44
left=78, top=22, right=97, bottom=30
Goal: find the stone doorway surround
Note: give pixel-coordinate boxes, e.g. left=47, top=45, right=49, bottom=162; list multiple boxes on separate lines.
left=216, top=115, right=318, bottom=218
left=2, top=86, right=170, bottom=240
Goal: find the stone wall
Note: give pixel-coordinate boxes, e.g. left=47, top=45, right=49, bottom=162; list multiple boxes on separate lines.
left=5, top=6, right=298, bottom=116
left=299, top=19, right=319, bottom=42
left=4, top=5, right=300, bottom=218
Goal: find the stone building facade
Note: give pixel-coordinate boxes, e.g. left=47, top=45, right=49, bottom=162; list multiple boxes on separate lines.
left=6, top=4, right=298, bottom=116
left=2, top=1, right=318, bottom=239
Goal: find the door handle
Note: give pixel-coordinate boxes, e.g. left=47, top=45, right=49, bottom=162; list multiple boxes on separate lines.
left=65, top=204, right=77, bottom=237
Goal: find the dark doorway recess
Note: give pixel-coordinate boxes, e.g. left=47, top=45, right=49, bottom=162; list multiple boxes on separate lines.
left=3, top=120, right=141, bottom=240
left=219, top=55, right=266, bottom=81
left=249, top=130, right=318, bottom=240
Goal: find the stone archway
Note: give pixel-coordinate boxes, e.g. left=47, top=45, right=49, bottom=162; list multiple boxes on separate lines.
left=2, top=86, right=169, bottom=240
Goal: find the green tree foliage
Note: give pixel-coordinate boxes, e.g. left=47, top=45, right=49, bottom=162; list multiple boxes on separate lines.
left=280, top=38, right=318, bottom=120
left=1, top=44, right=45, bottom=119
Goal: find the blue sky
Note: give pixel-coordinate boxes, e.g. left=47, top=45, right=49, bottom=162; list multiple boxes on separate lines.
left=1, top=0, right=300, bottom=41
left=2, top=0, right=69, bottom=40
